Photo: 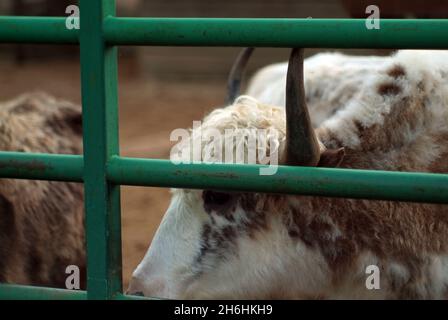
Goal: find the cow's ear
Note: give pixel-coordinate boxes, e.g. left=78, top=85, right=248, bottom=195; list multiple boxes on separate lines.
left=318, top=147, right=345, bottom=168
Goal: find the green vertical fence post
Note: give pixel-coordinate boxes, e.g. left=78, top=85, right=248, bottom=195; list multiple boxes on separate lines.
left=79, top=0, right=122, bottom=299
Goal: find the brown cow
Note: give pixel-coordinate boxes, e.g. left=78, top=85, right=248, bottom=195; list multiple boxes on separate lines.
left=0, top=92, right=85, bottom=289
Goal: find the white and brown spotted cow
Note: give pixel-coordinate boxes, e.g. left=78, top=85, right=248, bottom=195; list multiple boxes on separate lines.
left=128, top=48, right=448, bottom=299
left=0, top=92, right=85, bottom=288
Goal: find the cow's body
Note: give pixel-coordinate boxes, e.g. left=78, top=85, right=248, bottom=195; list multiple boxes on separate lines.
left=0, top=92, right=85, bottom=288
left=129, top=50, right=448, bottom=299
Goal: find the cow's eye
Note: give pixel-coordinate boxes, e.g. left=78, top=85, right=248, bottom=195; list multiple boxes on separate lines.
left=202, top=190, right=233, bottom=213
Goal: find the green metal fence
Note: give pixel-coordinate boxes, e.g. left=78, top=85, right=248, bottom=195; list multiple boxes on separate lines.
left=0, top=0, right=447, bottom=300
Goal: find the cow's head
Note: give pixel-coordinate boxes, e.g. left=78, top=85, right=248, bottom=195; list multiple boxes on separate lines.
left=127, top=49, right=345, bottom=299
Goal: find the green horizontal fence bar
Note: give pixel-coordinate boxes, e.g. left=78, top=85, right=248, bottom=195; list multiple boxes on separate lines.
left=103, top=18, right=448, bottom=48
left=0, top=152, right=83, bottom=182
left=0, top=284, right=87, bottom=300
left=0, top=17, right=78, bottom=44
left=108, top=157, right=448, bottom=204
left=1, top=17, right=448, bottom=48
left=0, top=154, right=446, bottom=204
left=0, top=284, right=150, bottom=300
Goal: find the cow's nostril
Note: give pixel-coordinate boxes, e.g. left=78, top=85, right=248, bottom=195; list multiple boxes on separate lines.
left=125, top=288, right=145, bottom=296
left=128, top=275, right=167, bottom=298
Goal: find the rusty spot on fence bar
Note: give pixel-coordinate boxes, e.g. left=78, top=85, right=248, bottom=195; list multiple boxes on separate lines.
left=0, top=160, right=48, bottom=172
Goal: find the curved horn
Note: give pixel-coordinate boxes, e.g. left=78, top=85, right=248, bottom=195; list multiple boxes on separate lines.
left=285, top=48, right=320, bottom=166
left=226, top=47, right=255, bottom=104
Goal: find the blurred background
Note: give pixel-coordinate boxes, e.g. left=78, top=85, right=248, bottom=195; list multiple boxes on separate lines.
left=0, top=0, right=446, bottom=288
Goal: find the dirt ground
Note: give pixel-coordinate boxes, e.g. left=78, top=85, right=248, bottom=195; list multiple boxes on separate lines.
left=0, top=55, right=225, bottom=288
